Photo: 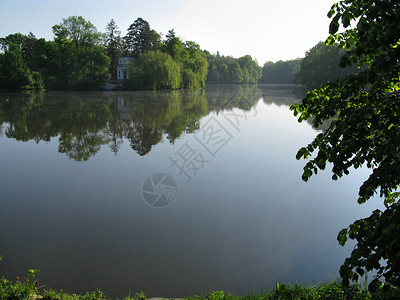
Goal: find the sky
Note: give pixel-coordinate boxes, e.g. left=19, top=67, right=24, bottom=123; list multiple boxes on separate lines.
left=0, top=0, right=335, bottom=65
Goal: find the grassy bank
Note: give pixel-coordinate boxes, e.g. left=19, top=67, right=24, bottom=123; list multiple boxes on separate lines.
left=1, top=269, right=400, bottom=300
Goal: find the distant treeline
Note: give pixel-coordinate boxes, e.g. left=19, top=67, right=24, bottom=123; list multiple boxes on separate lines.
left=205, top=52, right=262, bottom=84
left=295, top=41, right=359, bottom=89
left=0, top=15, right=359, bottom=91
left=259, top=42, right=360, bottom=90
left=259, top=59, right=301, bottom=84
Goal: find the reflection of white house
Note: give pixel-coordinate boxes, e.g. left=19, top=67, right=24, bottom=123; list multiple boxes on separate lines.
left=117, top=56, right=134, bottom=80
left=117, top=97, right=126, bottom=119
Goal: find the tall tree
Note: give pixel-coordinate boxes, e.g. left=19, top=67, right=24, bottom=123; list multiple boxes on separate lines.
left=51, top=16, right=109, bottom=89
left=21, top=32, right=36, bottom=69
left=123, top=18, right=160, bottom=57
left=52, top=16, right=102, bottom=47
left=291, top=0, right=400, bottom=291
left=105, top=19, right=123, bottom=80
left=165, top=29, right=176, bottom=41
left=237, top=55, right=262, bottom=84
left=181, top=41, right=208, bottom=88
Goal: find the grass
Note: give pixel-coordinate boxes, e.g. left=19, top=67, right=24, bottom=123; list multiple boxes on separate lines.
left=1, top=268, right=400, bottom=300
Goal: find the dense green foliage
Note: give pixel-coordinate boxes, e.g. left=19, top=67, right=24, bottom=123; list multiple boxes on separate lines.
left=0, top=17, right=214, bottom=90
left=0, top=16, right=109, bottom=91
left=0, top=33, right=45, bottom=90
left=295, top=41, right=359, bottom=90
left=125, top=31, right=208, bottom=89
left=124, top=51, right=182, bottom=89
left=50, top=16, right=109, bottom=90
left=259, top=59, right=301, bottom=84
left=206, top=52, right=262, bottom=84
left=291, top=0, right=400, bottom=291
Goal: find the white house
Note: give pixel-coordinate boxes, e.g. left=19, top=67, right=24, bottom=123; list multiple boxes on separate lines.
left=116, top=56, right=134, bottom=80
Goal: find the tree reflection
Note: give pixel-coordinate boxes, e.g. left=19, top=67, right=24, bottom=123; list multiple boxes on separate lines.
left=206, top=84, right=262, bottom=112
left=259, top=84, right=303, bottom=106
left=119, top=89, right=208, bottom=155
left=59, top=132, right=107, bottom=161
left=126, top=122, right=163, bottom=156
left=0, top=85, right=265, bottom=160
left=106, top=97, right=126, bottom=155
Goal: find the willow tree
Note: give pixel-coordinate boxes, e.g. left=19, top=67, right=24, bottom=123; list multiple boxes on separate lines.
left=126, top=51, right=181, bottom=90
left=291, top=0, right=400, bottom=291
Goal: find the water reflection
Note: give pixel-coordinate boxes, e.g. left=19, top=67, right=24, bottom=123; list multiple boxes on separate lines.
left=1, top=84, right=379, bottom=299
left=259, top=84, right=304, bottom=106
left=0, top=85, right=268, bottom=160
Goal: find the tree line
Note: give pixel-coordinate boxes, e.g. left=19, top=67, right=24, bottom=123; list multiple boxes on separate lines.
left=259, top=42, right=359, bottom=89
left=205, top=52, right=262, bottom=84
left=0, top=17, right=207, bottom=91
left=0, top=15, right=360, bottom=91
left=0, top=16, right=261, bottom=91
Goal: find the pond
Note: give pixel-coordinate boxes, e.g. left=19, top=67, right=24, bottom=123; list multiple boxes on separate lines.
left=0, top=84, right=383, bottom=298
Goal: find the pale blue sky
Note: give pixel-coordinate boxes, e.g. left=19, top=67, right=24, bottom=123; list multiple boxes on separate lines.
left=0, top=0, right=335, bottom=64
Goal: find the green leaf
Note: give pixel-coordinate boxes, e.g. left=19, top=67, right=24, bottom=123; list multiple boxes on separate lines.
left=325, top=35, right=336, bottom=46
left=27, top=269, right=39, bottom=278
left=296, top=148, right=305, bottom=160
left=302, top=167, right=312, bottom=182
left=329, top=15, right=341, bottom=34
left=342, top=12, right=351, bottom=28
left=327, top=3, right=338, bottom=18
left=337, top=228, right=348, bottom=246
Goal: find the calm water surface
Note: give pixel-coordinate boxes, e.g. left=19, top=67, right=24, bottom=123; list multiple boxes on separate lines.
left=0, top=84, right=383, bottom=298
